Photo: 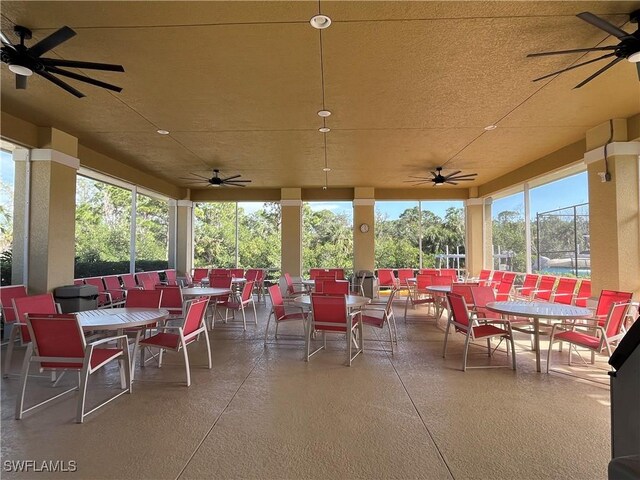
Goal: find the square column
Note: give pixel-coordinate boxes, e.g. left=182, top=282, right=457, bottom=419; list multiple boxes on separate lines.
left=353, top=188, right=375, bottom=272
left=171, top=200, right=193, bottom=277
left=281, top=188, right=302, bottom=276
left=585, top=119, right=640, bottom=297
left=464, top=198, right=484, bottom=277
left=14, top=147, right=79, bottom=293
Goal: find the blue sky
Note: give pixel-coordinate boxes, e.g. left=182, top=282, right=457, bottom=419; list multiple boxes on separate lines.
left=493, top=172, right=588, bottom=219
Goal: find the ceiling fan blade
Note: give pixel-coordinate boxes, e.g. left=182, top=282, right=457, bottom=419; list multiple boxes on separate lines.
left=574, top=57, right=623, bottom=89
left=430, top=171, right=438, bottom=177
left=636, top=62, right=640, bottom=81
left=225, top=180, right=252, bottom=184
left=225, top=183, right=247, bottom=188
left=447, top=173, right=478, bottom=178
left=527, top=46, right=616, bottom=57
left=576, top=12, right=632, bottom=40
left=180, top=173, right=210, bottom=180
left=444, top=170, right=462, bottom=178
left=45, top=66, right=123, bottom=92
left=445, top=175, right=476, bottom=180
left=16, top=74, right=27, bottom=89
left=221, top=174, right=242, bottom=181
left=407, top=181, right=433, bottom=185
left=28, top=26, right=76, bottom=57
left=1, top=31, right=15, bottom=48
left=448, top=178, right=475, bottom=182
left=41, top=58, right=125, bottom=72
left=36, top=70, right=85, bottom=97
left=445, top=181, right=458, bottom=185
left=533, top=53, right=616, bottom=82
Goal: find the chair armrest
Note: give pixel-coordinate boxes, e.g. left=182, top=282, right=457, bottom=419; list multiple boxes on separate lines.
left=88, top=334, right=128, bottom=347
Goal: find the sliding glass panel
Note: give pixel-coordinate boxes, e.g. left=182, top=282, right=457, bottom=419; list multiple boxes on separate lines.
left=135, top=192, right=169, bottom=272
left=302, top=202, right=353, bottom=277
left=75, top=175, right=132, bottom=277
left=193, top=202, right=236, bottom=268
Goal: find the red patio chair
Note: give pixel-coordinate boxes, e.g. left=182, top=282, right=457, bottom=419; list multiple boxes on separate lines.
left=125, top=289, right=162, bottom=308
left=230, top=268, right=244, bottom=279
left=15, top=313, right=130, bottom=423
left=1, top=285, right=28, bottom=377
left=420, top=268, right=440, bottom=276
left=73, top=279, right=85, bottom=286
left=103, top=275, right=126, bottom=306
left=513, top=273, right=539, bottom=300
left=156, top=285, right=185, bottom=321
left=120, top=273, right=141, bottom=292
left=396, top=268, right=414, bottom=298
left=322, top=280, right=350, bottom=295
left=307, top=294, right=363, bottom=366
left=84, top=277, right=113, bottom=308
left=361, top=288, right=398, bottom=354
left=573, top=279, right=592, bottom=307
left=220, top=281, right=256, bottom=330
left=283, top=273, right=307, bottom=301
left=191, top=268, right=209, bottom=285
left=147, top=271, right=162, bottom=286
left=377, top=268, right=398, bottom=292
left=264, top=284, right=308, bottom=346
left=5, top=294, right=60, bottom=378
left=440, top=269, right=458, bottom=281
left=137, top=297, right=211, bottom=387
left=330, top=268, right=346, bottom=280
left=164, top=269, right=178, bottom=286
left=478, top=269, right=492, bottom=281
left=495, top=273, right=517, bottom=301
left=551, top=277, right=578, bottom=305
left=404, top=274, right=437, bottom=319
left=490, top=270, right=505, bottom=288
left=592, top=290, right=633, bottom=327
left=443, top=292, right=516, bottom=371
left=210, top=268, right=229, bottom=276
left=547, top=301, right=631, bottom=371
left=532, top=275, right=557, bottom=301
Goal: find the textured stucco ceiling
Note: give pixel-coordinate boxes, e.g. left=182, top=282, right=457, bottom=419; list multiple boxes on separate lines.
left=1, top=1, right=639, bottom=191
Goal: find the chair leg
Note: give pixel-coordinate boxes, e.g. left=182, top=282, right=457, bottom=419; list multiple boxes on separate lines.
left=241, top=304, right=246, bottom=331
left=181, top=342, right=191, bottom=387
left=442, top=323, right=450, bottom=358
left=264, top=312, right=272, bottom=346
left=15, top=344, right=33, bottom=420
left=510, top=333, right=516, bottom=370
left=76, top=366, right=91, bottom=423
left=462, top=334, right=471, bottom=372
left=252, top=301, right=257, bottom=325
left=546, top=337, right=554, bottom=373
left=486, top=338, right=492, bottom=357
left=3, top=326, right=20, bottom=378
left=275, top=321, right=279, bottom=339
left=203, top=329, right=212, bottom=369
left=387, top=322, right=394, bottom=355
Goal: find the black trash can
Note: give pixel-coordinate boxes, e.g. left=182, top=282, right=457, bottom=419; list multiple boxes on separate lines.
left=54, top=284, right=99, bottom=313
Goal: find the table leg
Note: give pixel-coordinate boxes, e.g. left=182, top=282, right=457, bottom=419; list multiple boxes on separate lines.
left=534, top=317, right=541, bottom=372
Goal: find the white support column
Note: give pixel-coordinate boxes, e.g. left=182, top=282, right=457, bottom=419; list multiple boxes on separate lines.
left=524, top=182, right=532, bottom=274
left=130, top=186, right=137, bottom=274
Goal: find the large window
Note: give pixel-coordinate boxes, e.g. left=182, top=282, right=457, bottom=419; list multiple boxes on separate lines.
left=302, top=202, right=353, bottom=276
left=491, top=191, right=526, bottom=272
left=531, top=172, right=589, bottom=277
left=491, top=170, right=589, bottom=276
left=193, top=202, right=281, bottom=274
left=375, top=201, right=465, bottom=269
left=75, top=175, right=132, bottom=277
left=135, top=192, right=169, bottom=271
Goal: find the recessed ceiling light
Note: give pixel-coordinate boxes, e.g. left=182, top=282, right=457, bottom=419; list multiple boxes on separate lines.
left=323, top=167, right=331, bottom=172
left=317, top=110, right=332, bottom=117
left=310, top=14, right=332, bottom=29
left=629, top=51, right=640, bottom=63
left=318, top=127, right=331, bottom=133
left=484, top=125, right=497, bottom=131
left=156, top=129, right=170, bottom=135
left=322, top=186, right=327, bottom=190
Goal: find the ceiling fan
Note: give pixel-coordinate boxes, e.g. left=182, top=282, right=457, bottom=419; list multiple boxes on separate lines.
left=527, top=10, right=640, bottom=88
left=405, top=167, right=478, bottom=186
left=1, top=25, right=124, bottom=98
left=180, top=169, right=252, bottom=188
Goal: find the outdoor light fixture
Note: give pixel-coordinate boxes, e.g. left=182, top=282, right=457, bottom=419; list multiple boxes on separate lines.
left=8, top=64, right=33, bottom=76
left=317, top=110, right=332, bottom=117
left=629, top=51, right=640, bottom=63
left=156, top=129, right=170, bottom=135
left=319, top=127, right=330, bottom=133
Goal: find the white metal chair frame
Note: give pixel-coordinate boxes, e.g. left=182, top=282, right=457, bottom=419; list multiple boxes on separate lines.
left=136, top=298, right=212, bottom=387
left=222, top=281, right=257, bottom=330
left=15, top=314, right=131, bottom=423
left=264, top=287, right=308, bottom=346
left=306, top=295, right=364, bottom=366
left=443, top=293, right=516, bottom=372
left=361, top=288, right=398, bottom=354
